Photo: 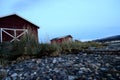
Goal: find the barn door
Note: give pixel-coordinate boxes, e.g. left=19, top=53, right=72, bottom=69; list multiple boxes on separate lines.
left=0, top=28, right=28, bottom=42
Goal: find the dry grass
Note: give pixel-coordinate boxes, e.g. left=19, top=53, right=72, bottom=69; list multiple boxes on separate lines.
left=0, top=33, right=103, bottom=62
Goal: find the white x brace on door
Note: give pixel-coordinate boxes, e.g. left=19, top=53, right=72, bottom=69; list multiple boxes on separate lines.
left=0, top=28, right=28, bottom=42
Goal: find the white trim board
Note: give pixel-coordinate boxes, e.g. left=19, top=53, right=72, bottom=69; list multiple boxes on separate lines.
left=0, top=28, right=28, bottom=42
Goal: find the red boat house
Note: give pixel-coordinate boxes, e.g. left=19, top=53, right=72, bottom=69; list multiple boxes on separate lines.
left=0, top=14, right=39, bottom=42
left=51, top=35, right=73, bottom=44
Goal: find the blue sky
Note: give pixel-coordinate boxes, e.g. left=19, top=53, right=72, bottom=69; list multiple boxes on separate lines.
left=0, top=0, right=120, bottom=42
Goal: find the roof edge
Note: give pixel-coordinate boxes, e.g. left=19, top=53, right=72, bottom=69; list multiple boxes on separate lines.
left=0, top=14, right=40, bottom=29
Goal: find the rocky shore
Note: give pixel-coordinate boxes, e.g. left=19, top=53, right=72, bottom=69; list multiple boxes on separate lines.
left=0, top=53, right=120, bottom=80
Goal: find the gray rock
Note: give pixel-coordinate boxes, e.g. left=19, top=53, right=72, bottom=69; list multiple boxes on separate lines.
left=78, top=70, right=83, bottom=74
left=36, top=59, right=41, bottom=64
left=1, top=53, right=120, bottom=80
left=68, top=75, right=76, bottom=80
left=11, top=73, right=17, bottom=77
left=4, top=77, right=11, bottom=80
left=100, top=67, right=107, bottom=71
left=53, top=58, right=57, bottom=64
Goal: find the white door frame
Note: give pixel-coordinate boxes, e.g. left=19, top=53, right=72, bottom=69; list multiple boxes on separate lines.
left=0, top=28, right=28, bottom=42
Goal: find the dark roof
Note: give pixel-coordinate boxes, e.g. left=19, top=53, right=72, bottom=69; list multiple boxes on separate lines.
left=0, top=14, right=39, bottom=29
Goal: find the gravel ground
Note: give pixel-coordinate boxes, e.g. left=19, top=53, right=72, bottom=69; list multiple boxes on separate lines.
left=0, top=53, right=120, bottom=80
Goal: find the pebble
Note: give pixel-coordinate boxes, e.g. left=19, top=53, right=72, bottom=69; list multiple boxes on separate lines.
left=52, top=58, right=57, bottom=64
left=68, top=75, right=76, bottom=80
left=11, top=73, right=17, bottom=77
left=1, top=53, right=120, bottom=80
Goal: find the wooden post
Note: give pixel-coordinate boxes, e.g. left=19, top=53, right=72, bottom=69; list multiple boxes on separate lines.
left=14, top=29, right=16, bottom=39
left=0, top=28, right=2, bottom=43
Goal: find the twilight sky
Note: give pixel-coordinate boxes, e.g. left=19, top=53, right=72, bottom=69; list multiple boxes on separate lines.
left=0, top=0, right=120, bottom=42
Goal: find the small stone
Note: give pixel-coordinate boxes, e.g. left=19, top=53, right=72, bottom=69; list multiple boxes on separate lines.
left=78, top=70, right=83, bottom=74
left=34, top=72, right=37, bottom=75
left=36, top=77, right=40, bottom=80
left=80, top=67, right=86, bottom=71
left=95, top=71, right=99, bottom=75
left=45, top=59, right=48, bottom=63
left=53, top=68, right=59, bottom=73
left=5, top=77, right=11, bottom=80
left=24, top=72, right=30, bottom=77
left=105, top=63, right=110, bottom=67
left=18, top=73, right=22, bottom=77
left=68, top=75, right=76, bottom=80
left=75, top=57, right=79, bottom=59
left=116, top=73, right=119, bottom=77
left=100, top=67, right=107, bottom=71
left=11, top=73, right=18, bottom=80
left=36, top=59, right=41, bottom=64
left=32, top=59, right=35, bottom=62
left=96, top=63, right=101, bottom=67
left=53, top=58, right=57, bottom=64
left=115, top=57, right=120, bottom=59
left=88, top=77, right=93, bottom=80
left=11, top=73, right=17, bottom=77
left=107, top=74, right=112, bottom=77
left=91, top=64, right=99, bottom=69
left=83, top=53, right=87, bottom=56
left=58, top=58, right=62, bottom=61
